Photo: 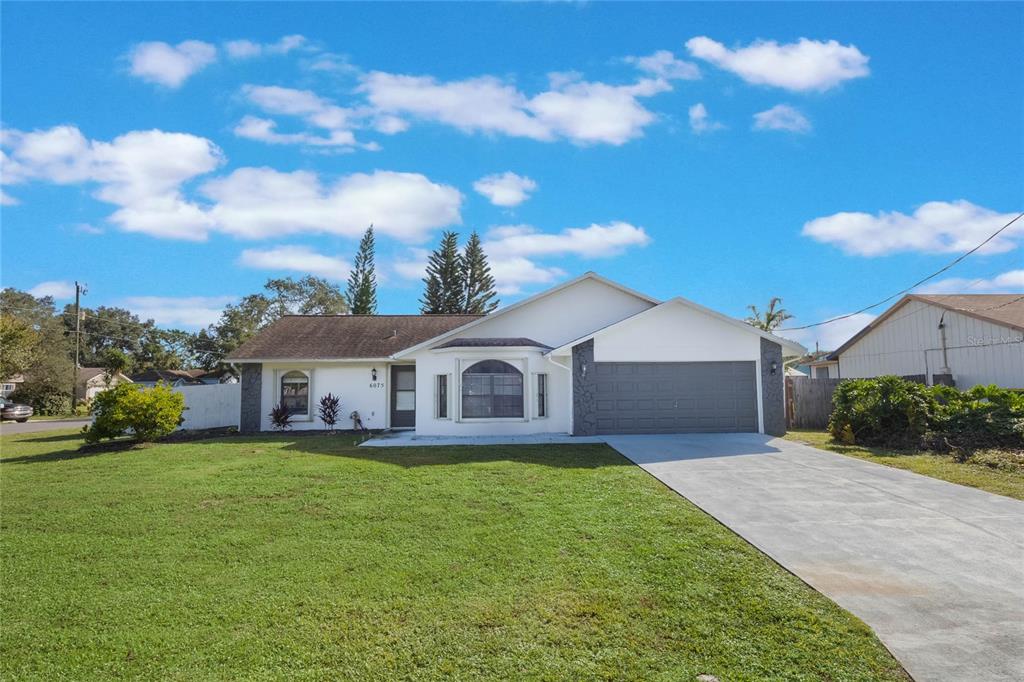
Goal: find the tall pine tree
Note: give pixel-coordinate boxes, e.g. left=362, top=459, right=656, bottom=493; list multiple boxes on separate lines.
left=346, top=226, right=378, bottom=314
left=462, top=231, right=499, bottom=314
left=420, top=231, right=465, bottom=314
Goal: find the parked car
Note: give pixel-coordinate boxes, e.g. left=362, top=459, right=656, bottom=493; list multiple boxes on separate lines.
left=0, top=397, right=33, bottom=422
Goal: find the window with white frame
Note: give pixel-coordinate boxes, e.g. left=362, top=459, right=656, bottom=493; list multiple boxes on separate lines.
left=280, top=370, right=310, bottom=417
left=435, top=374, right=449, bottom=419
left=535, top=373, right=548, bottom=418
left=461, top=360, right=524, bottom=419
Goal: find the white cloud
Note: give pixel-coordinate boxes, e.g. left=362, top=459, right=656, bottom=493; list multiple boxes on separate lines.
left=1, top=125, right=223, bottom=240
left=233, top=115, right=356, bottom=148
left=473, top=172, right=538, bottom=207
left=753, top=104, right=811, bottom=133
left=391, top=248, right=431, bottom=281
left=917, top=270, right=1024, bottom=294
left=688, top=103, right=724, bottom=133
left=201, top=168, right=462, bottom=242
left=3, top=125, right=462, bottom=244
left=489, top=258, right=566, bottom=295
left=238, top=245, right=350, bottom=280
left=782, top=312, right=877, bottom=353
left=225, top=35, right=306, bottom=59
left=128, top=40, right=217, bottom=88
left=360, top=71, right=670, bottom=145
left=236, top=85, right=359, bottom=148
left=28, top=280, right=75, bottom=300
left=624, top=50, right=700, bottom=80
left=483, top=221, right=652, bottom=259
left=802, top=200, right=1024, bottom=257
left=0, top=189, right=17, bottom=205
left=685, top=36, right=869, bottom=92
left=119, top=295, right=235, bottom=329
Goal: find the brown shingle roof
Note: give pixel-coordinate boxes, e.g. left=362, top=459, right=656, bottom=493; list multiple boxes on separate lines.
left=829, top=293, right=1024, bottom=359
left=911, top=294, right=1024, bottom=332
left=225, top=315, right=481, bottom=361
left=435, top=337, right=552, bottom=349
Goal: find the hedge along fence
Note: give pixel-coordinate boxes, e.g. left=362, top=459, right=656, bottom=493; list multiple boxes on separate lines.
left=828, top=376, right=1024, bottom=451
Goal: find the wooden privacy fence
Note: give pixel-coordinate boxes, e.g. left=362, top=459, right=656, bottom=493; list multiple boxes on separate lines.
left=785, top=376, right=842, bottom=430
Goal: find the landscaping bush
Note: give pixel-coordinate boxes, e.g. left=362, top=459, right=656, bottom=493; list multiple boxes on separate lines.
left=829, top=377, right=1024, bottom=451
left=83, top=383, right=185, bottom=444
left=318, top=392, right=341, bottom=431
left=8, top=385, right=71, bottom=416
left=829, top=376, right=937, bottom=447
left=269, top=403, right=292, bottom=431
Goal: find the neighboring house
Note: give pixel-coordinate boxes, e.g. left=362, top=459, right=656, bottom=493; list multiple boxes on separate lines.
left=785, top=351, right=834, bottom=378
left=76, top=368, right=131, bottom=401
left=828, top=294, right=1024, bottom=388
left=226, top=272, right=805, bottom=436
left=130, top=368, right=237, bottom=387
left=1, top=374, right=25, bottom=397
left=807, top=358, right=840, bottom=379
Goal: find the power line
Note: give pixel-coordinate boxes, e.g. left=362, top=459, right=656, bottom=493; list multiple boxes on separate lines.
left=780, top=211, right=1024, bottom=331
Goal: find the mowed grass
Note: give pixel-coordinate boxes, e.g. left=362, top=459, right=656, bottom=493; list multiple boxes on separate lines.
left=1, top=430, right=908, bottom=681
left=785, top=430, right=1024, bottom=501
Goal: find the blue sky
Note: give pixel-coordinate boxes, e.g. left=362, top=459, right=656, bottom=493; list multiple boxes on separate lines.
left=2, top=2, right=1021, bottom=350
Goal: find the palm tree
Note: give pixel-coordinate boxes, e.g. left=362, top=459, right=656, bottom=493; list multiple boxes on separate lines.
left=745, top=297, right=792, bottom=331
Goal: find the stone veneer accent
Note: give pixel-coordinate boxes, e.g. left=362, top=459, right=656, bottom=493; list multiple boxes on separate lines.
left=240, top=363, right=263, bottom=434
left=760, top=337, right=785, bottom=436
left=572, top=339, right=597, bottom=436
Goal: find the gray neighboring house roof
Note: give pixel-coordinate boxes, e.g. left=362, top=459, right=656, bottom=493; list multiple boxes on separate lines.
left=829, top=293, right=1024, bottom=359
left=225, top=315, right=482, bottom=361
left=434, top=337, right=552, bottom=350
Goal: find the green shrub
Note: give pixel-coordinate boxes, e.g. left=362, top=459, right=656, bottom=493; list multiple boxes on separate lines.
left=829, top=376, right=937, bottom=447
left=83, top=383, right=185, bottom=444
left=8, top=385, right=71, bottom=416
left=829, top=377, right=1024, bottom=451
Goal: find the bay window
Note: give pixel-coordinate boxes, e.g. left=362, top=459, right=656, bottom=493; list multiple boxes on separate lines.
left=461, top=360, right=524, bottom=419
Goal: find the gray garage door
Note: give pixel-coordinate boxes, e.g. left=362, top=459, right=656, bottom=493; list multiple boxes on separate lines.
left=594, top=362, right=758, bottom=434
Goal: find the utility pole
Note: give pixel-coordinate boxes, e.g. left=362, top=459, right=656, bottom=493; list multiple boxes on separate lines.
left=71, top=281, right=85, bottom=410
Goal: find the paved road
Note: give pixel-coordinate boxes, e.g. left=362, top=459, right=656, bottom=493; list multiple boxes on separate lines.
left=0, top=419, right=91, bottom=435
left=605, top=433, right=1024, bottom=682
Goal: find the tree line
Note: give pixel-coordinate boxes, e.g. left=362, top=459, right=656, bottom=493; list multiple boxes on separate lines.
left=0, top=227, right=500, bottom=412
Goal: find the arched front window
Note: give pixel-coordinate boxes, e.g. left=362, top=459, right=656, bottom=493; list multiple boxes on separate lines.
left=462, top=360, right=523, bottom=418
left=280, top=371, right=309, bottom=416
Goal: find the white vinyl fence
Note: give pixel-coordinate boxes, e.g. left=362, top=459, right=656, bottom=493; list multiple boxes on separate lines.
left=175, top=383, right=240, bottom=431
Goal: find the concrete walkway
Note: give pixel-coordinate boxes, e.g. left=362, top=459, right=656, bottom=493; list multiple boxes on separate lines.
left=361, top=431, right=606, bottom=447
left=604, top=433, right=1024, bottom=682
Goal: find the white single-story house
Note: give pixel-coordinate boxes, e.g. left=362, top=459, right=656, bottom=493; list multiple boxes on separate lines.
left=131, top=368, right=238, bottom=387
left=226, top=273, right=806, bottom=436
left=827, top=293, right=1024, bottom=388
left=76, top=368, right=132, bottom=401
left=1, top=374, right=25, bottom=398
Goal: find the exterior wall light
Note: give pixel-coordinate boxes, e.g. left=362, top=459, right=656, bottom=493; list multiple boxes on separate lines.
left=371, top=368, right=378, bottom=381
left=770, top=361, right=778, bottom=375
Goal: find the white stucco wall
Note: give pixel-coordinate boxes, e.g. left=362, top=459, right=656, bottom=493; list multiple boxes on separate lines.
left=837, top=300, right=1024, bottom=388
left=590, top=301, right=762, bottom=362
left=259, top=362, right=389, bottom=431
left=442, top=277, right=655, bottom=349
left=411, top=348, right=571, bottom=436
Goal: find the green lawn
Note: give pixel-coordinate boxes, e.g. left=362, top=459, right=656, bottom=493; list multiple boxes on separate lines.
left=1, top=430, right=908, bottom=681
left=785, top=430, right=1024, bottom=501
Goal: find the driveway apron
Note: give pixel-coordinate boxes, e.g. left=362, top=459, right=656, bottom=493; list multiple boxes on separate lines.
left=605, top=433, right=1024, bottom=682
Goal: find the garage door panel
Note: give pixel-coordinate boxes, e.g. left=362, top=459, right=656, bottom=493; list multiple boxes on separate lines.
left=594, top=361, right=757, bottom=434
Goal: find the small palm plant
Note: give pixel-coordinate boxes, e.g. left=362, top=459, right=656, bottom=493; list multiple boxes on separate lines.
left=269, top=403, right=292, bottom=431
left=745, top=297, right=793, bottom=332
left=319, top=392, right=341, bottom=431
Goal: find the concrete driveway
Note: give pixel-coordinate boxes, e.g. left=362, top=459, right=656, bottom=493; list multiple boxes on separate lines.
left=605, top=433, right=1024, bottom=682
left=0, top=419, right=91, bottom=435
